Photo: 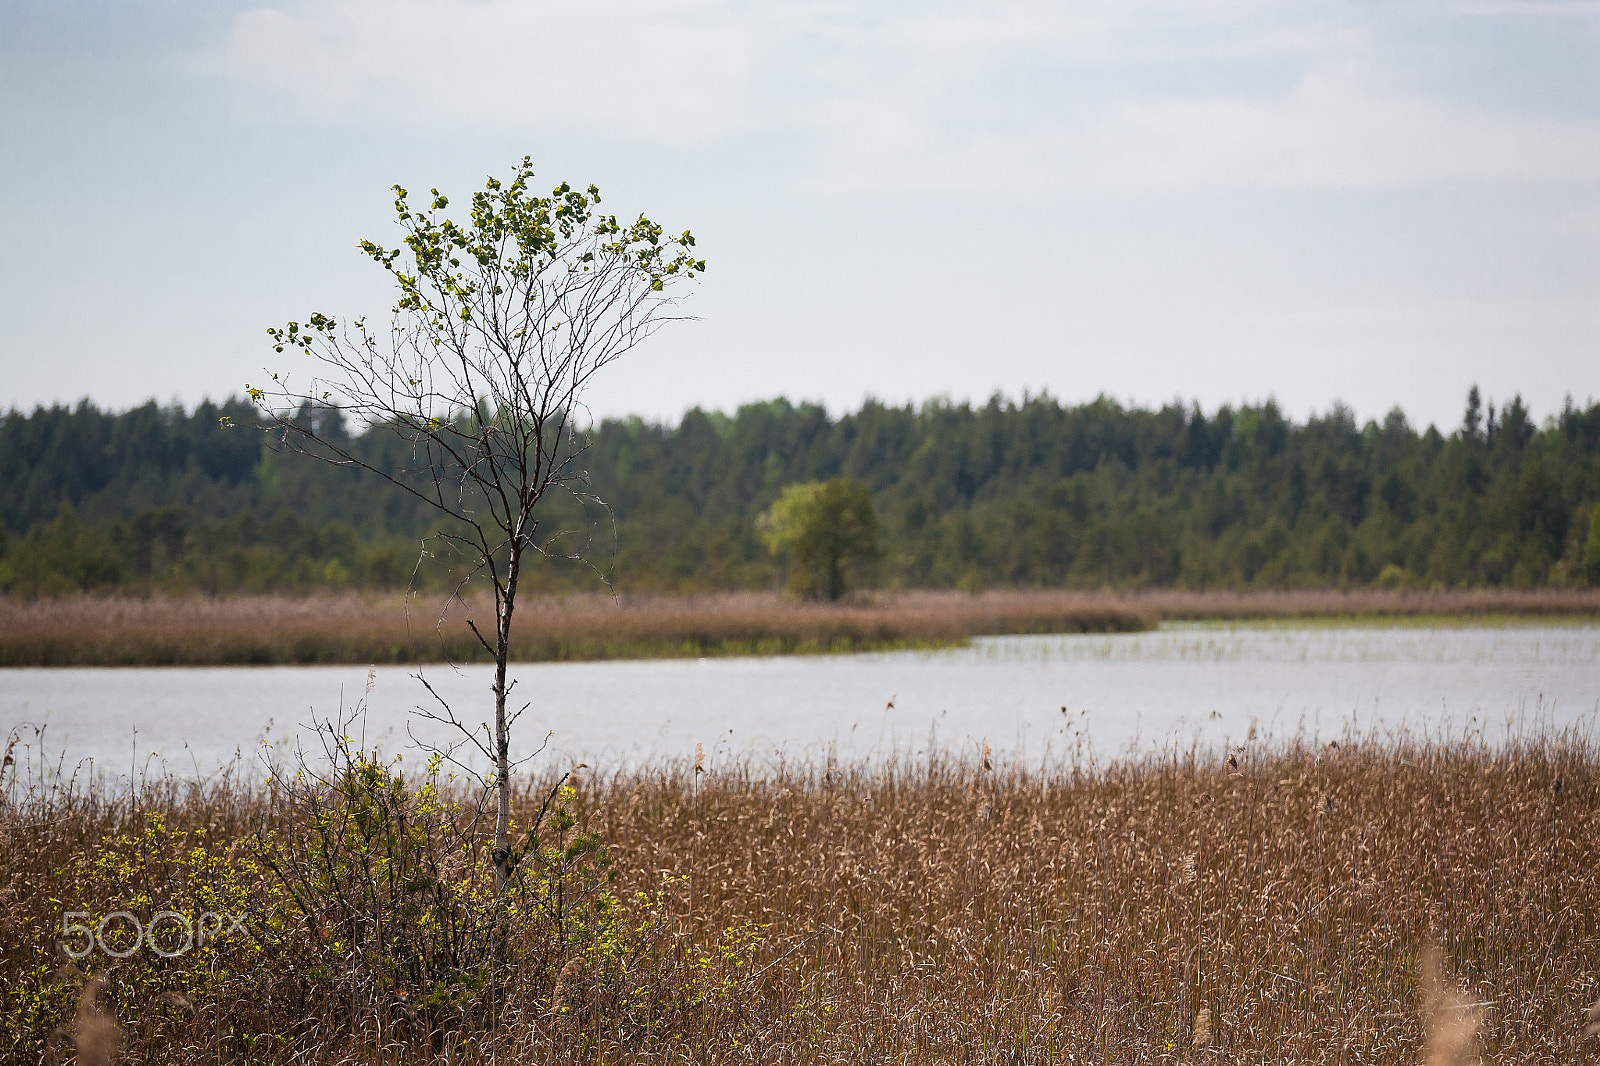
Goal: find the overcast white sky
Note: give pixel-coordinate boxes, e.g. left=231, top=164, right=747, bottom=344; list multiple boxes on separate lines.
left=1, top=0, right=1597, bottom=431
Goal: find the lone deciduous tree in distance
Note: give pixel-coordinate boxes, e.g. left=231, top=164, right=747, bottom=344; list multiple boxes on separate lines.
left=759, top=477, right=881, bottom=601
left=250, top=158, right=703, bottom=891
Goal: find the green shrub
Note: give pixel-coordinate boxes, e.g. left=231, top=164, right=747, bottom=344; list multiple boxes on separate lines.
left=18, top=740, right=663, bottom=1058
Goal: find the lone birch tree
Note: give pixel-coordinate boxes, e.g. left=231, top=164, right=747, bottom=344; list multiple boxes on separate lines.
left=249, top=158, right=703, bottom=891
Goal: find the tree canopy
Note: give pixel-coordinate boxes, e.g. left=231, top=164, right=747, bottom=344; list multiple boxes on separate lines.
left=759, top=478, right=881, bottom=600
left=4, top=389, right=1600, bottom=595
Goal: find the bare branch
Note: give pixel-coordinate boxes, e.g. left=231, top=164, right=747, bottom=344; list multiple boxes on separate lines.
left=251, top=158, right=702, bottom=895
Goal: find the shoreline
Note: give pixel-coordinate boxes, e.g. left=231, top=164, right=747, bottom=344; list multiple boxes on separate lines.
left=2, top=587, right=1598, bottom=667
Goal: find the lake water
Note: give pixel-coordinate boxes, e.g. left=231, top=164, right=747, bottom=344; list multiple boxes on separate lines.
left=2, top=624, right=1597, bottom=782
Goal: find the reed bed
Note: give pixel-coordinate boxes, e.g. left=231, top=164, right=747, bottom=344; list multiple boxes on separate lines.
left=2, top=732, right=1597, bottom=1064
left=0, top=590, right=1144, bottom=666
left=1122, top=587, right=1600, bottom=623
left=3, top=587, right=1598, bottom=667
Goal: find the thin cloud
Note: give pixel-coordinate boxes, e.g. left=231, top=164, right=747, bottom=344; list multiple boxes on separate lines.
left=206, top=0, right=766, bottom=143
left=1451, top=1, right=1600, bottom=14
left=200, top=0, right=1600, bottom=189
left=1104, top=73, right=1600, bottom=187
left=197, top=0, right=1361, bottom=135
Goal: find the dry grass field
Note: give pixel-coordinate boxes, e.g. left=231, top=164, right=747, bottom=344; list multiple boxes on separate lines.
left=3, top=732, right=1597, bottom=1064
left=3, top=587, right=1598, bottom=666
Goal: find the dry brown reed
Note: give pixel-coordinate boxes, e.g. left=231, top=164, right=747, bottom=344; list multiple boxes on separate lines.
left=1124, top=586, right=1600, bottom=623
left=0, top=589, right=1143, bottom=666
left=2, top=734, right=1597, bottom=1064
left=579, top=737, right=1600, bottom=1065
left=71, top=975, right=119, bottom=1066
left=1420, top=944, right=1485, bottom=1066
left=4, top=587, right=1597, bottom=666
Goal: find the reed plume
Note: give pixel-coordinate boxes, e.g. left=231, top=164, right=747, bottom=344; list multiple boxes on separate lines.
left=1420, top=944, right=1484, bottom=1066
left=73, top=974, right=119, bottom=1066
left=551, top=956, right=588, bottom=1027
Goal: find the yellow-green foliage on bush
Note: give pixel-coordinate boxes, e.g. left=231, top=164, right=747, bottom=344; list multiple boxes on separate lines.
left=1, top=737, right=752, bottom=1063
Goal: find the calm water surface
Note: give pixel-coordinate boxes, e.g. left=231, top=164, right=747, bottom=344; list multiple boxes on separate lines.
left=2, top=624, right=1597, bottom=779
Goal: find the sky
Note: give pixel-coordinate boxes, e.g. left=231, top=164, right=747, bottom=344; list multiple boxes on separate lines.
left=1, top=0, right=1597, bottom=433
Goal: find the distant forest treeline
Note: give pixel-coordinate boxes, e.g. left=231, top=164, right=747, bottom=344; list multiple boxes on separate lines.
left=2, top=390, right=1599, bottom=596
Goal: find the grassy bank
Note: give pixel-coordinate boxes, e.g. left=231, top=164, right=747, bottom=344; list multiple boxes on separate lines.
left=2, top=588, right=1599, bottom=667
left=2, top=734, right=1597, bottom=1063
